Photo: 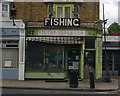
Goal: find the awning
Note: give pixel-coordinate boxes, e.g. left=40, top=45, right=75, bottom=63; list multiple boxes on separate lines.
left=26, top=37, right=83, bottom=44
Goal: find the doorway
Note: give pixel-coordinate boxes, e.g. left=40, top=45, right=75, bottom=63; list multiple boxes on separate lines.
left=84, top=51, right=95, bottom=79
left=67, top=45, right=81, bottom=78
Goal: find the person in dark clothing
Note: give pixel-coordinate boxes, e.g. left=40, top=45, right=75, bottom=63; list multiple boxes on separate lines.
left=87, top=52, right=95, bottom=69
left=86, top=51, right=95, bottom=88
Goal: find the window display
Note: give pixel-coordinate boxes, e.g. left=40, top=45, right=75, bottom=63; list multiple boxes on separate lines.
left=26, top=42, right=63, bottom=72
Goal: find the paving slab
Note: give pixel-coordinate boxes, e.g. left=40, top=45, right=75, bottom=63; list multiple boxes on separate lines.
left=1, top=78, right=118, bottom=92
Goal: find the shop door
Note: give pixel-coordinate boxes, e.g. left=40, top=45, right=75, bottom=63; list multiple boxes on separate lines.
left=68, top=50, right=79, bottom=76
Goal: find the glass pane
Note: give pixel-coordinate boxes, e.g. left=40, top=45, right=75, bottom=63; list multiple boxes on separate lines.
left=2, top=4, right=4, bottom=11
left=26, top=42, right=45, bottom=72
left=5, top=5, right=8, bottom=11
left=114, top=55, right=119, bottom=59
left=57, top=7, right=63, bottom=18
left=114, top=63, right=119, bottom=70
left=26, top=42, right=63, bottom=72
left=45, top=44, right=63, bottom=72
left=2, top=48, right=18, bottom=68
left=65, top=7, right=70, bottom=18
left=85, top=37, right=95, bottom=49
left=74, top=5, right=78, bottom=13
left=49, top=5, right=53, bottom=13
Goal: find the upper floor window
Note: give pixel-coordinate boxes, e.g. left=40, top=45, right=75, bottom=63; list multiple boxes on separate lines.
left=65, top=7, right=70, bottom=18
left=2, top=3, right=9, bottom=17
left=47, top=4, right=79, bottom=18
left=56, top=5, right=72, bottom=18
left=57, top=7, right=63, bottom=18
left=2, top=4, right=8, bottom=12
left=74, top=5, right=78, bottom=13
left=57, top=7, right=71, bottom=18
left=48, top=5, right=53, bottom=18
left=74, top=4, right=79, bottom=18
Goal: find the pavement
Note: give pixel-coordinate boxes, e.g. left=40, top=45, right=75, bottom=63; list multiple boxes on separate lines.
left=1, top=77, right=119, bottom=92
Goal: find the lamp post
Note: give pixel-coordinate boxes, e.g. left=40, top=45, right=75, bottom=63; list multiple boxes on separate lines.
left=102, top=4, right=111, bottom=82
left=10, top=2, right=16, bottom=26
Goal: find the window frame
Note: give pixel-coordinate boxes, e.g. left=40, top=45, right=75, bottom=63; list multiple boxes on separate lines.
left=48, top=4, right=53, bottom=18
left=74, top=4, right=79, bottom=18
left=55, top=4, right=73, bottom=18
left=2, top=3, right=9, bottom=17
left=65, top=7, right=70, bottom=18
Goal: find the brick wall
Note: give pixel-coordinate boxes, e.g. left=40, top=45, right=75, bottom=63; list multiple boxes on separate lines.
left=14, top=2, right=47, bottom=21
left=13, top=2, right=100, bottom=27
left=80, top=2, right=99, bottom=21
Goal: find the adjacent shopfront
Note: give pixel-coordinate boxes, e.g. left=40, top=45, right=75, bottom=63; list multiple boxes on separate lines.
left=102, top=36, right=120, bottom=76
left=1, top=20, right=25, bottom=80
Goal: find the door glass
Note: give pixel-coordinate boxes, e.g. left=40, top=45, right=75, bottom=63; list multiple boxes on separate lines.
left=68, top=50, right=79, bottom=70
left=57, top=7, right=63, bottom=18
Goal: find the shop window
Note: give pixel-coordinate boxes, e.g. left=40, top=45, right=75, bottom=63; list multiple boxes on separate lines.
left=26, top=42, right=44, bottom=72
left=2, top=48, right=18, bottom=68
left=102, top=51, right=119, bottom=75
left=85, top=38, right=95, bottom=49
left=45, top=44, right=63, bottom=71
left=26, top=42, right=64, bottom=72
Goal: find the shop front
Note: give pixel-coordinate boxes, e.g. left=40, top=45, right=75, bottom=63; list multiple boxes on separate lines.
left=25, top=28, right=102, bottom=80
left=0, top=20, right=25, bottom=80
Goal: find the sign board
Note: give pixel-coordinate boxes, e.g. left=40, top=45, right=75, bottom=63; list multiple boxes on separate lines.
left=38, top=30, right=85, bottom=36
left=5, top=61, right=12, bottom=68
left=68, top=62, right=78, bottom=69
left=103, top=36, right=120, bottom=42
left=44, top=18, right=80, bottom=27
left=1, top=28, right=19, bottom=36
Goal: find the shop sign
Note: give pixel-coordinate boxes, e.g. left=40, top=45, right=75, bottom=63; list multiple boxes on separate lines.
left=38, top=30, right=85, bottom=36
left=103, top=36, right=120, bottom=42
left=1, top=28, right=19, bottom=36
left=44, top=18, right=80, bottom=27
left=5, top=60, right=12, bottom=68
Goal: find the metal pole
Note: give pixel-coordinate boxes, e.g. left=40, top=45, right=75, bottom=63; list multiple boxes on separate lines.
left=102, top=4, right=111, bottom=82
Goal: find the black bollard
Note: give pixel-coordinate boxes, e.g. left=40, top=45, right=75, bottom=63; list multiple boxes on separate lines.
left=89, top=71, right=95, bottom=88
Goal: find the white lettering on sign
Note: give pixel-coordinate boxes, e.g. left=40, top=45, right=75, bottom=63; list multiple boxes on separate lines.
left=73, top=19, right=79, bottom=26
left=54, top=19, right=59, bottom=26
left=38, top=30, right=85, bottom=36
left=44, top=18, right=80, bottom=27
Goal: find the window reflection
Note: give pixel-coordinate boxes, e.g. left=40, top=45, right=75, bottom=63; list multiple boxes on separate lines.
left=26, top=42, right=63, bottom=72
